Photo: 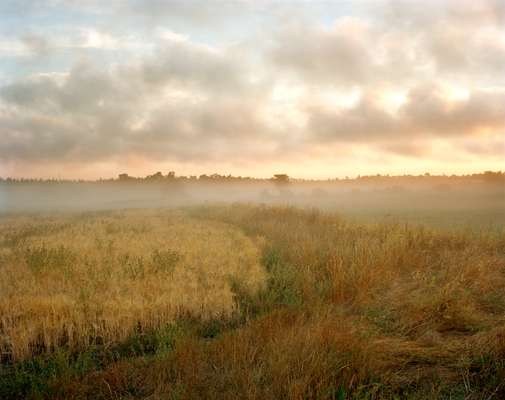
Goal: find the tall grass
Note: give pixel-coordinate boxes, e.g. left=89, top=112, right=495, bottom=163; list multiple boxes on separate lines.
left=0, top=209, right=265, bottom=361
left=1, top=205, right=505, bottom=399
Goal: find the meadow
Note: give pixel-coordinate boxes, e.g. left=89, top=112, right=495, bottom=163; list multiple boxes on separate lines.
left=1, top=205, right=505, bottom=399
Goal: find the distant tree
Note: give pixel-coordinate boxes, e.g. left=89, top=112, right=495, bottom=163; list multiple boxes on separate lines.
left=273, top=174, right=289, bottom=184
left=146, top=172, right=163, bottom=180
left=482, top=171, right=505, bottom=184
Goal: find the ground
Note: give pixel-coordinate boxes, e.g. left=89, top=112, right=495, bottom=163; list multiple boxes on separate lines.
left=1, top=205, right=504, bottom=399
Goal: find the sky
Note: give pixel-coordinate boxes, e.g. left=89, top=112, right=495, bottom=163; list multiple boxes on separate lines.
left=0, top=0, right=504, bottom=179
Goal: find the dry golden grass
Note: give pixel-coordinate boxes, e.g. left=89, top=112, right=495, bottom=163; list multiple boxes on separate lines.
left=2, top=205, right=505, bottom=399
left=0, top=209, right=266, bottom=360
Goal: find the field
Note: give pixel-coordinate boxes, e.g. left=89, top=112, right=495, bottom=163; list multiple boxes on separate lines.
left=1, top=205, right=505, bottom=399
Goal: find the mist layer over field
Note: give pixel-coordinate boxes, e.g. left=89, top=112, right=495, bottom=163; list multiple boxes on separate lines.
left=2, top=175, right=504, bottom=230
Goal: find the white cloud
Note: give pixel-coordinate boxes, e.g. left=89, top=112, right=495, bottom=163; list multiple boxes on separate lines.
left=79, top=29, right=121, bottom=49
left=0, top=36, right=30, bottom=56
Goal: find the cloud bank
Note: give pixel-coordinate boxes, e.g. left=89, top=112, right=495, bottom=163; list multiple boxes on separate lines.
left=0, top=0, right=504, bottom=178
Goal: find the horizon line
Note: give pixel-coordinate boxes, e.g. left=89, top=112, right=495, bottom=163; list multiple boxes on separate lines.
left=2, top=170, right=504, bottom=183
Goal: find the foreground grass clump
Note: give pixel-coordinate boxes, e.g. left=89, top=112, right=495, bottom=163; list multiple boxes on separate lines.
left=1, top=205, right=505, bottom=399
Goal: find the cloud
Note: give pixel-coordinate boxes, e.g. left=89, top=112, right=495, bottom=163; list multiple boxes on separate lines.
left=0, top=0, right=504, bottom=175
left=305, top=85, right=505, bottom=143
left=0, top=36, right=30, bottom=57
left=269, top=5, right=505, bottom=87
left=0, top=36, right=280, bottom=164
left=270, top=18, right=377, bottom=87
left=20, top=33, right=50, bottom=55
left=138, top=38, right=253, bottom=93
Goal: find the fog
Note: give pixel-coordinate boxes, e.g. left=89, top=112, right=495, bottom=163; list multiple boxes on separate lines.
left=1, top=176, right=504, bottom=229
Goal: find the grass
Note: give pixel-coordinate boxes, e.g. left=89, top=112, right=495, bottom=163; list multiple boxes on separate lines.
left=0, top=209, right=265, bottom=361
left=1, top=205, right=505, bottom=399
